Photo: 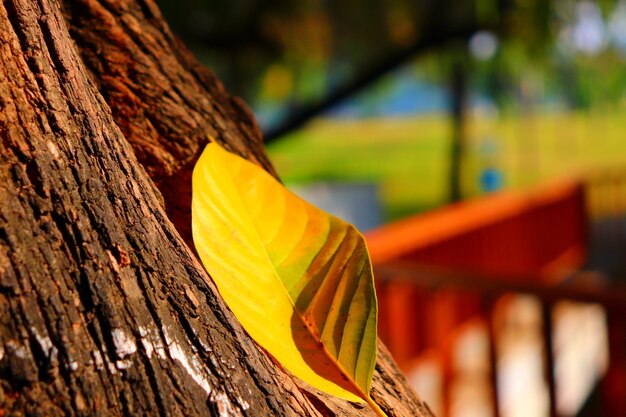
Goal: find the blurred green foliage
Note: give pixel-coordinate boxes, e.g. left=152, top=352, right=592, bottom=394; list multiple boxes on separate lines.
left=157, top=0, right=488, bottom=124
left=158, top=0, right=626, bottom=123
left=157, top=0, right=626, bottom=219
left=269, top=110, right=626, bottom=219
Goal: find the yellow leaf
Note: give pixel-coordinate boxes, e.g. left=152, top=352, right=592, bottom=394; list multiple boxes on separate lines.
left=192, top=142, right=385, bottom=416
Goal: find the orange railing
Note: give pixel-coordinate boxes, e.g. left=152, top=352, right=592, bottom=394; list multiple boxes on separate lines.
left=368, top=180, right=588, bottom=278
left=366, top=179, right=626, bottom=417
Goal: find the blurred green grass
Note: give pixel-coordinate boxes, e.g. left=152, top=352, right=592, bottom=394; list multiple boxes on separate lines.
left=267, top=110, right=626, bottom=220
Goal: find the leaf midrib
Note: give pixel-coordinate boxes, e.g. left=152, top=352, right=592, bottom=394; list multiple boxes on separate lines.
left=220, top=149, right=369, bottom=401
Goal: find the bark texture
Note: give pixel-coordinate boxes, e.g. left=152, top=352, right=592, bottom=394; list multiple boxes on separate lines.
left=60, top=0, right=277, bottom=246
left=0, top=0, right=434, bottom=416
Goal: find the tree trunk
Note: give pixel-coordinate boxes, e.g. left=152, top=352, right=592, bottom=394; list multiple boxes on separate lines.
left=0, top=1, right=434, bottom=416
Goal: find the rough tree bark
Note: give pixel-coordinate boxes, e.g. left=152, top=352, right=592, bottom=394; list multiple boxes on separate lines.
left=0, top=0, right=434, bottom=416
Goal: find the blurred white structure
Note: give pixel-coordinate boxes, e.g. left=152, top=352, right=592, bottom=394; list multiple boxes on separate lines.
left=290, top=182, right=382, bottom=231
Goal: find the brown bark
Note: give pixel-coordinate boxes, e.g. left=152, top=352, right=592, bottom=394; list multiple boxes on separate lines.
left=60, top=0, right=277, bottom=246
left=0, top=0, right=434, bottom=416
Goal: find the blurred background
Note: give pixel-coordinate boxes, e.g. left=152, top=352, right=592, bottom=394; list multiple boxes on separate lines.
left=157, top=1, right=626, bottom=416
